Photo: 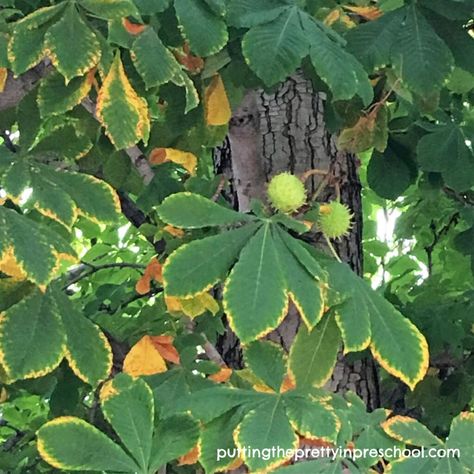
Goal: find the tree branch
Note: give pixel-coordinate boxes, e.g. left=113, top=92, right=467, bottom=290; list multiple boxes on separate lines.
left=0, top=63, right=51, bottom=112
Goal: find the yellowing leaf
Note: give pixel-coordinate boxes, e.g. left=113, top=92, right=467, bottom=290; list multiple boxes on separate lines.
left=123, top=335, right=167, bottom=376
left=205, top=74, right=231, bottom=126
left=344, top=5, right=382, bottom=21
left=96, top=53, right=150, bottom=150
left=324, top=9, right=341, bottom=26
left=135, top=258, right=163, bottom=295
left=178, top=444, right=200, bottom=466
left=0, top=68, right=7, bottom=93
left=149, top=148, right=197, bottom=175
left=165, top=292, right=219, bottom=318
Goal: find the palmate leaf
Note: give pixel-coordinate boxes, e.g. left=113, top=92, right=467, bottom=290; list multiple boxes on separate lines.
left=391, top=4, right=454, bottom=94
left=242, top=6, right=309, bottom=87
left=7, top=4, right=65, bottom=75
left=2, top=162, right=120, bottom=229
left=301, top=13, right=372, bottom=105
left=446, top=412, right=474, bottom=471
left=131, top=27, right=181, bottom=90
left=96, top=53, right=150, bottom=150
left=100, top=374, right=154, bottom=472
left=288, top=314, right=341, bottom=389
left=274, top=228, right=325, bottom=329
left=224, top=224, right=288, bottom=343
left=234, top=397, right=298, bottom=472
left=157, top=192, right=255, bottom=228
left=322, top=257, right=429, bottom=390
left=37, top=417, right=139, bottom=472
left=174, top=0, right=228, bottom=57
left=44, top=4, right=101, bottom=83
left=0, top=288, right=65, bottom=382
left=0, top=207, right=77, bottom=286
left=163, top=222, right=261, bottom=298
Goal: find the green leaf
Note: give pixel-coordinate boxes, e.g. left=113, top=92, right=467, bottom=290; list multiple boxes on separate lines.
left=171, top=69, right=200, bottom=113
left=79, top=0, right=140, bottom=19
left=0, top=289, right=65, bottom=382
left=227, top=0, right=289, bottom=27
left=326, top=259, right=428, bottom=390
left=150, top=414, right=199, bottom=470
left=174, top=0, right=228, bottom=56
left=39, top=167, right=120, bottom=224
left=44, top=4, right=101, bottom=83
left=134, top=0, right=171, bottom=14
left=381, top=415, right=442, bottom=447
left=0, top=207, right=77, bottom=286
left=242, top=7, right=308, bottom=87
left=37, top=417, right=139, bottom=472
left=131, top=27, right=181, bottom=89
left=8, top=22, right=48, bottom=76
left=163, top=223, right=260, bottom=298
left=158, top=192, right=254, bottom=228
left=244, top=341, right=287, bottom=392
left=446, top=412, right=474, bottom=471
left=7, top=4, right=65, bottom=74
left=54, top=290, right=112, bottom=387
left=388, top=457, right=438, bottom=474
left=175, top=386, right=263, bottom=423
left=101, top=374, right=154, bottom=471
left=283, top=395, right=340, bottom=442
left=391, top=5, right=454, bottom=94
left=97, top=53, right=150, bottom=150
left=200, top=408, right=243, bottom=473
left=367, top=148, right=414, bottom=201
left=38, top=71, right=94, bottom=117
left=302, top=15, right=372, bottom=105
left=278, top=229, right=325, bottom=280
left=288, top=314, right=340, bottom=389
left=346, top=9, right=403, bottom=71
left=235, top=397, right=297, bottom=471
left=274, top=228, right=324, bottom=330
left=224, top=224, right=288, bottom=343
left=416, top=125, right=474, bottom=191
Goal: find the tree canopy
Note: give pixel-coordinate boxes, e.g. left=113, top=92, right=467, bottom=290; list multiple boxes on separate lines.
left=0, top=0, right=473, bottom=472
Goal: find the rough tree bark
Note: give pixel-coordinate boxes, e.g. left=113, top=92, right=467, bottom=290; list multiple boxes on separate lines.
left=215, top=72, right=380, bottom=411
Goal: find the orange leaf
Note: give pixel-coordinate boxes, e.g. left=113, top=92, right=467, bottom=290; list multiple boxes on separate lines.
left=0, top=68, right=7, bottom=93
left=123, top=335, right=167, bottom=376
left=344, top=5, right=382, bottom=21
left=175, top=43, right=204, bottom=73
left=163, top=225, right=185, bottom=238
left=165, top=296, right=182, bottom=312
left=150, top=335, right=180, bottom=364
left=324, top=9, right=340, bottom=26
left=135, top=258, right=163, bottom=295
left=122, top=18, right=146, bottom=35
left=178, top=444, right=200, bottom=466
left=149, top=147, right=197, bottom=175
left=205, top=74, right=231, bottom=126
left=209, top=366, right=232, bottom=383
left=280, top=373, right=296, bottom=393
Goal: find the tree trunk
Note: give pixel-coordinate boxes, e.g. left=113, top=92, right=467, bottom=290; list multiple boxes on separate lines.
left=215, top=73, right=380, bottom=411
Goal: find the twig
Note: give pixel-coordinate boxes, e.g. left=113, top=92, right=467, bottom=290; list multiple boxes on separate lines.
left=0, top=131, right=16, bottom=153
left=63, top=262, right=146, bottom=289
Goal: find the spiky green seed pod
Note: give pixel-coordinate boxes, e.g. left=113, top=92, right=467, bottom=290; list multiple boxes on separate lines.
left=318, top=201, right=353, bottom=238
left=267, top=172, right=306, bottom=213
